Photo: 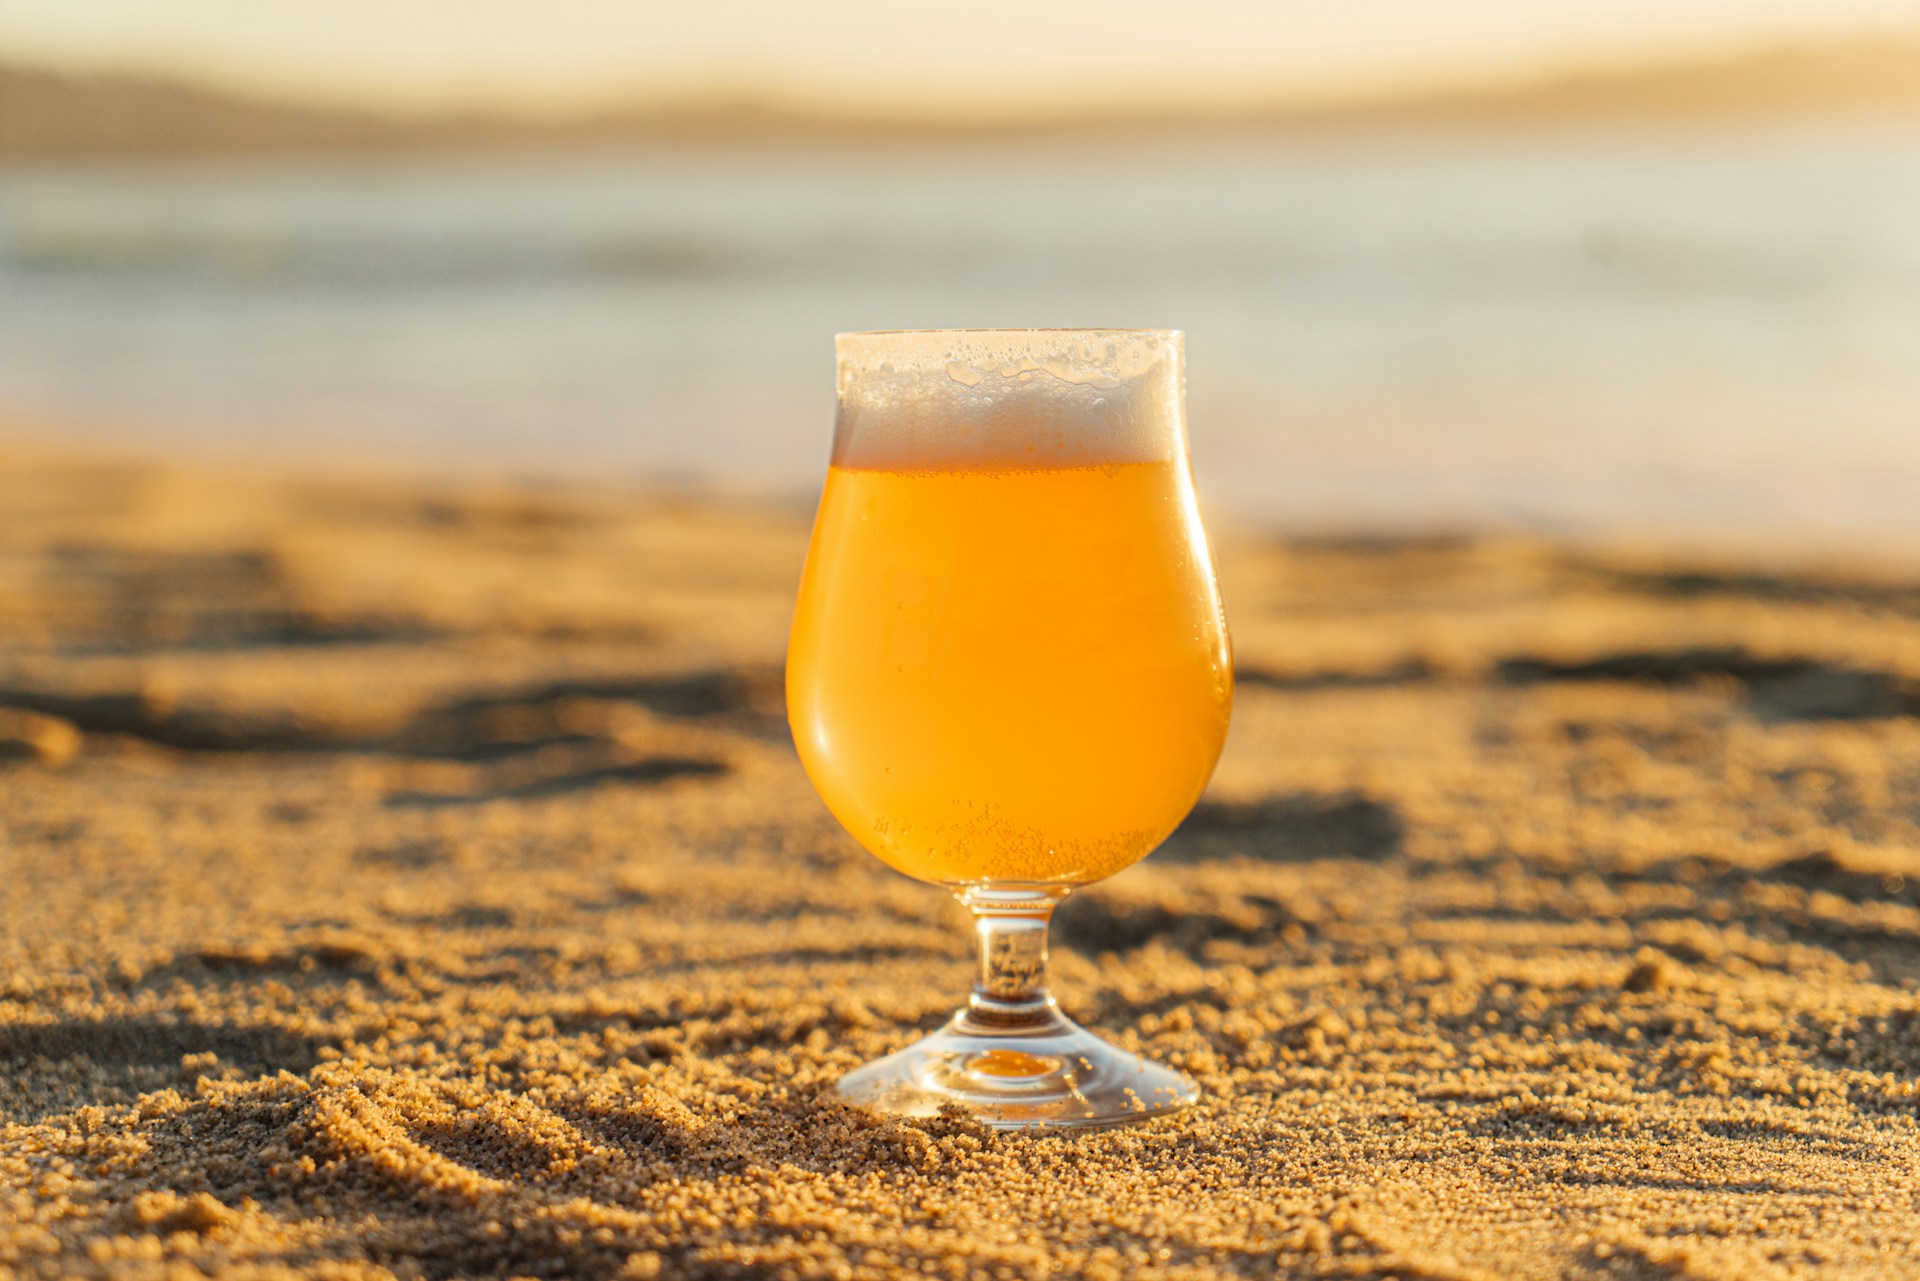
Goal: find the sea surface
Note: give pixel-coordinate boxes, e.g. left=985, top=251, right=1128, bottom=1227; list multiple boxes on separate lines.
left=2, top=122, right=1917, bottom=542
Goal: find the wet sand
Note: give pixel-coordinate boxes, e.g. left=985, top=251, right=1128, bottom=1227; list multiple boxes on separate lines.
left=5, top=444, right=1920, bottom=1279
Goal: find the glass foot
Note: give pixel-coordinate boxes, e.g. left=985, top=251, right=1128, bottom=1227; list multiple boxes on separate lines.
left=838, top=1005, right=1199, bottom=1130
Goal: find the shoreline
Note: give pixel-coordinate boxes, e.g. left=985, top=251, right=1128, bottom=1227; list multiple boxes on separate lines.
left=11, top=423, right=1920, bottom=571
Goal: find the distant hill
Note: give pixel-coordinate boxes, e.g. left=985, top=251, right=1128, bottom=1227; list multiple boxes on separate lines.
left=1403, top=30, right=1920, bottom=123
left=0, top=64, right=403, bottom=156
left=2, top=31, right=1917, bottom=158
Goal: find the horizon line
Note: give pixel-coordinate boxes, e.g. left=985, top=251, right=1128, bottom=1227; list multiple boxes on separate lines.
left=6, top=22, right=1918, bottom=127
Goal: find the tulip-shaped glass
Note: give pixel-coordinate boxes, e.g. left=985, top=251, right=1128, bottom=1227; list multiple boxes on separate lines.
left=787, top=329, right=1232, bottom=1129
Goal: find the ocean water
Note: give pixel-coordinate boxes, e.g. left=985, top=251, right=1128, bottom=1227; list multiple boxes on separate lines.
left=2, top=122, right=1917, bottom=541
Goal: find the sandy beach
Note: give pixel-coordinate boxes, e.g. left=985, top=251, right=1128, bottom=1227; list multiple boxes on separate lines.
left=6, top=442, right=1920, bottom=1279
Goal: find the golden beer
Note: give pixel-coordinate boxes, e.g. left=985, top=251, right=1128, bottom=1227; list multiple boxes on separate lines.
left=788, top=457, right=1231, bottom=885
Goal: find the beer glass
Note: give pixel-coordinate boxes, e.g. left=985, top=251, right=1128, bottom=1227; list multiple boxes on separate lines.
left=787, top=329, right=1232, bottom=1129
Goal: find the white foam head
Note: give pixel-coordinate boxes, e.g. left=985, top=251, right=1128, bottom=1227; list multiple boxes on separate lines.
left=833, top=329, right=1185, bottom=470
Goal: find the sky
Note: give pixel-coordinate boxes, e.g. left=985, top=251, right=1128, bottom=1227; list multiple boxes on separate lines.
left=0, top=0, right=1915, bottom=116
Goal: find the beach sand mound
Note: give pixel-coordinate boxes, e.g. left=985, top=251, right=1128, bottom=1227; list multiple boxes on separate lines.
left=4, top=448, right=1920, bottom=1279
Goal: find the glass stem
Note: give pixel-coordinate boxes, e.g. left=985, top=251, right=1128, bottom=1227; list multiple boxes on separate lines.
left=959, top=886, right=1071, bottom=1032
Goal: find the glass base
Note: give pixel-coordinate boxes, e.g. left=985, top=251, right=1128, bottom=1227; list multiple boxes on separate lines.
left=837, top=1004, right=1199, bottom=1131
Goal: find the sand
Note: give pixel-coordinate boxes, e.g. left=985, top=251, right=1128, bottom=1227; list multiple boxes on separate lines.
left=5, top=443, right=1920, bottom=1279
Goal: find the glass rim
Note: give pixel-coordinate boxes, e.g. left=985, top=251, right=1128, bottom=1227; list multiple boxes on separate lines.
left=838, top=327, right=1181, bottom=339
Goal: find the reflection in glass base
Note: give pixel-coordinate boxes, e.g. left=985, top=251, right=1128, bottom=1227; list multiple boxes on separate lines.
left=837, top=1005, right=1199, bottom=1131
